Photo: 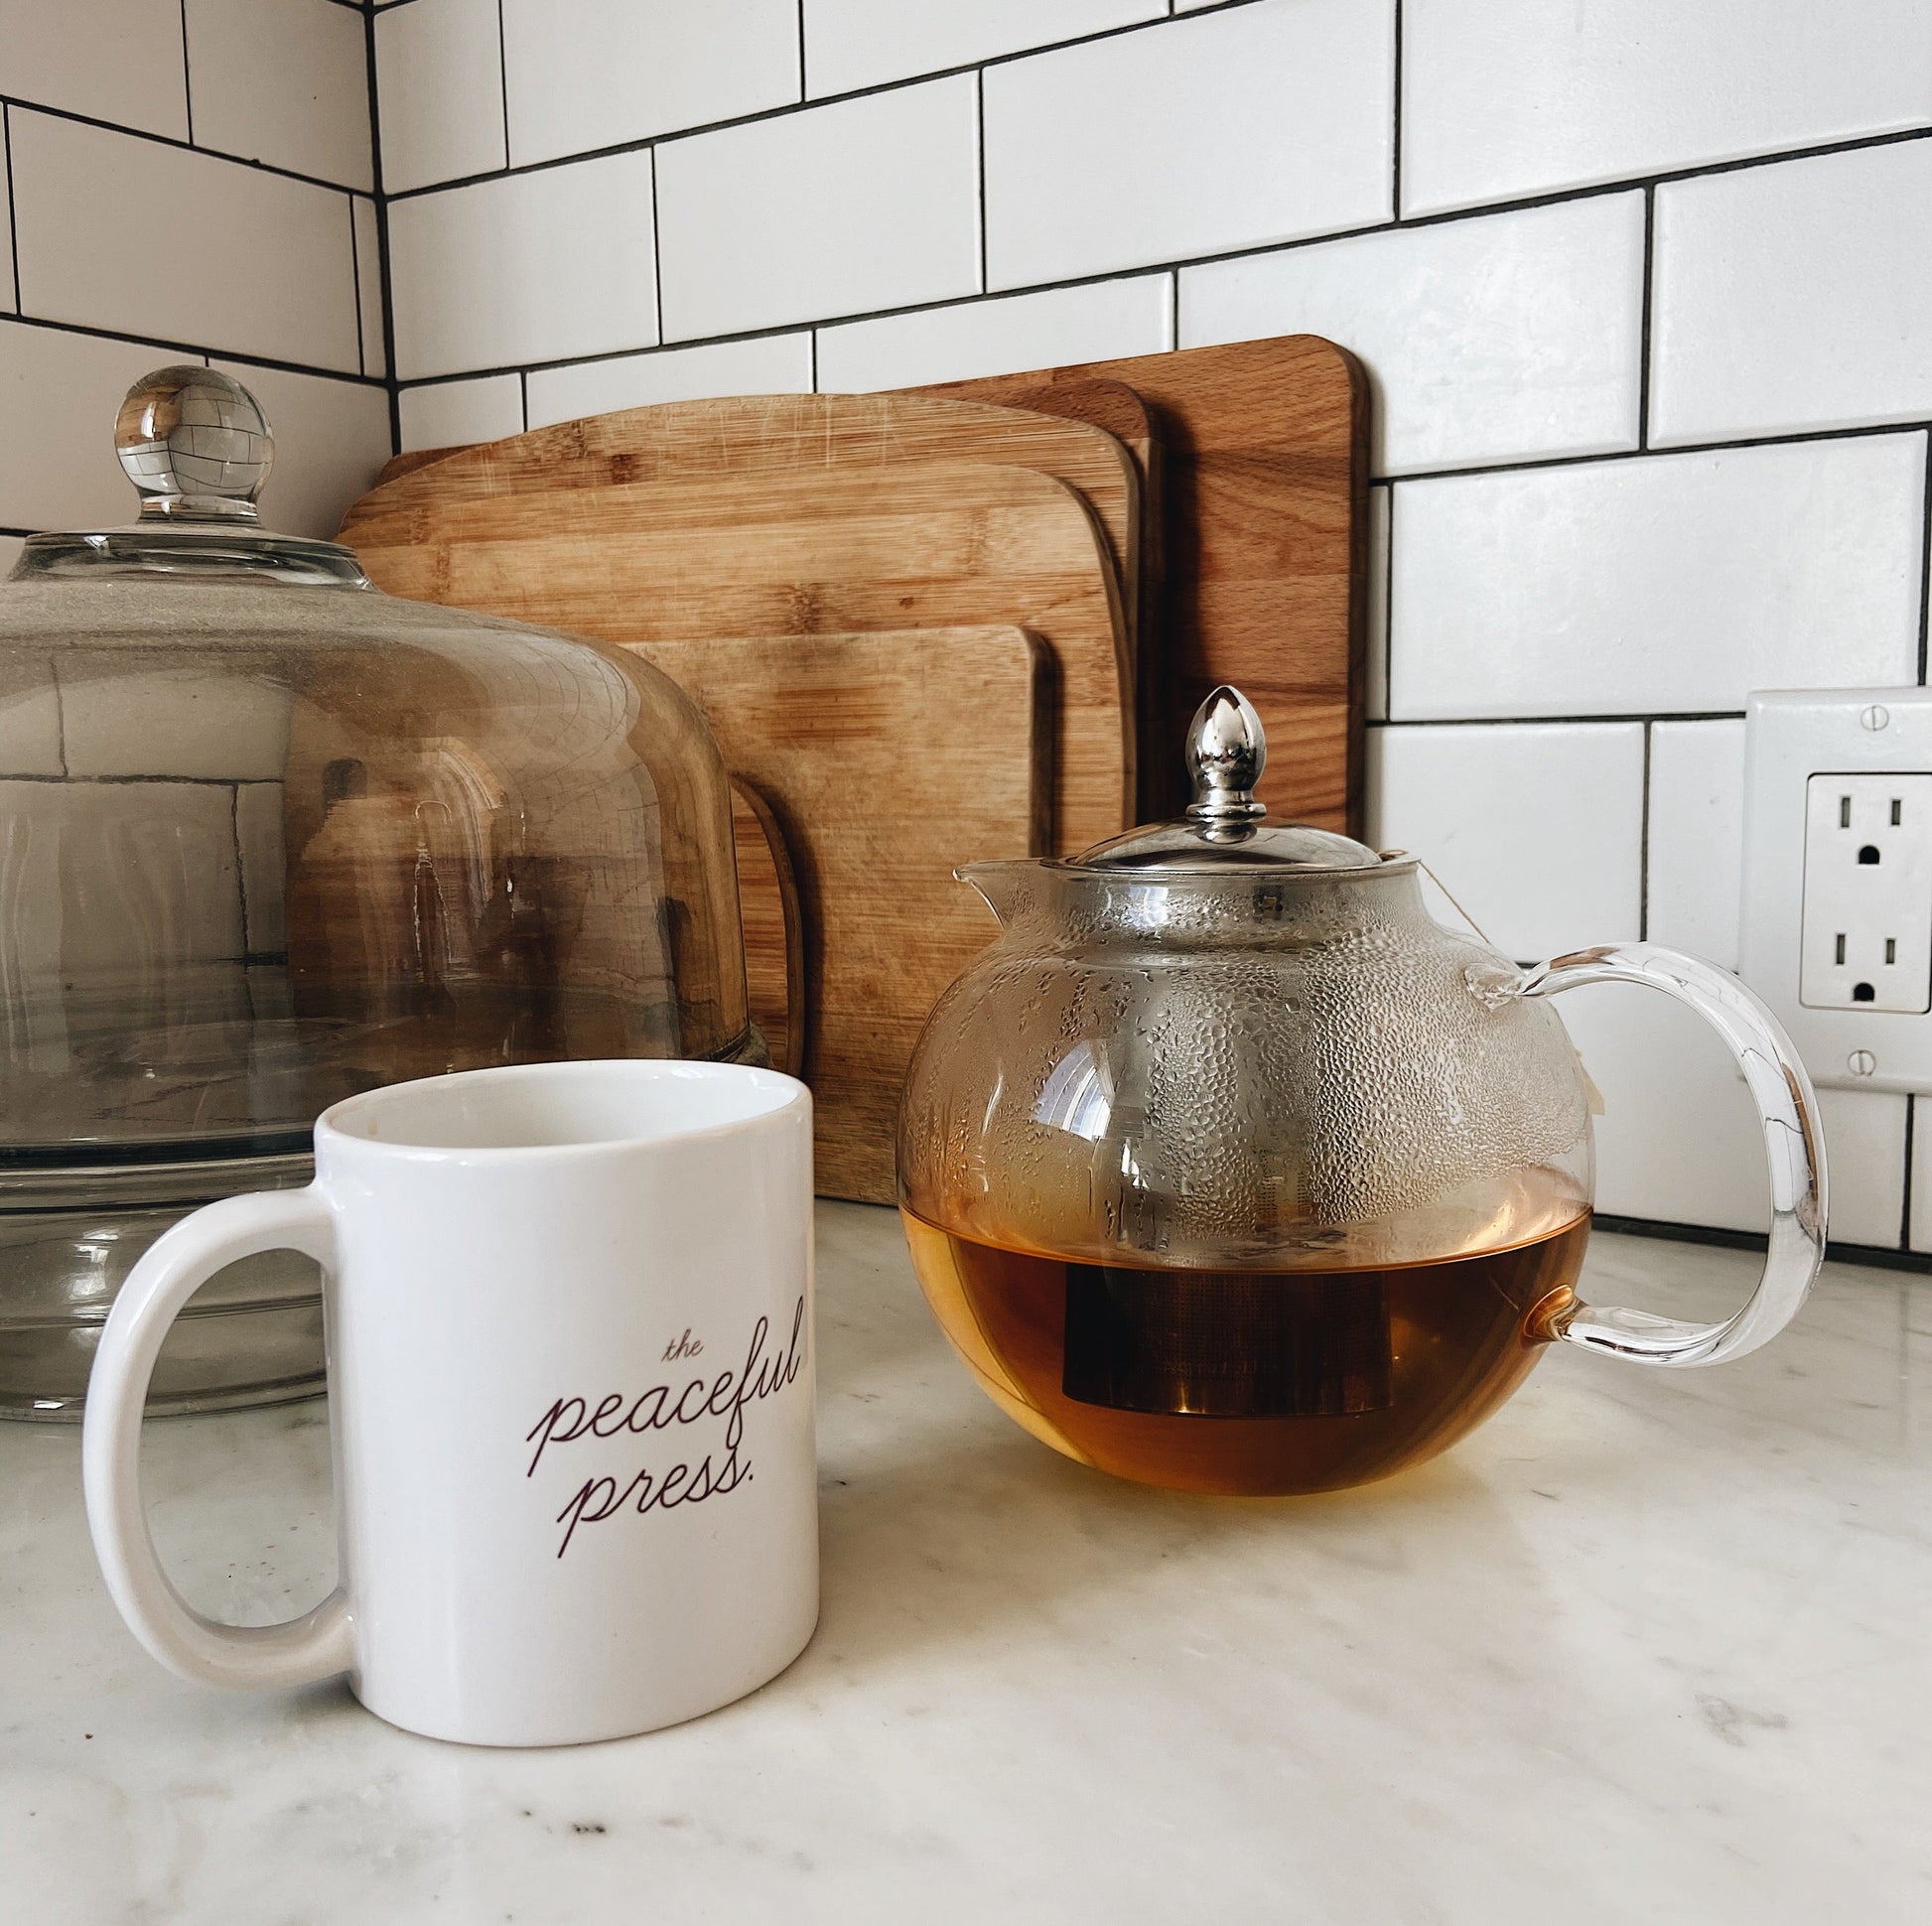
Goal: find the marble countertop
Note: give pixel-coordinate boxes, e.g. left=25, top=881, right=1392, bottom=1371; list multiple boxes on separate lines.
left=4, top=1203, right=1930, bottom=1924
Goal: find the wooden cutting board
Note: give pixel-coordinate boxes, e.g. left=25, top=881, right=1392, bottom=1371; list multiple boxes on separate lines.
left=348, top=390, right=1143, bottom=682
left=729, top=775, right=805, bottom=1078
left=638, top=627, right=1049, bottom=1203
left=341, top=458, right=1130, bottom=854
left=913, top=335, right=1368, bottom=828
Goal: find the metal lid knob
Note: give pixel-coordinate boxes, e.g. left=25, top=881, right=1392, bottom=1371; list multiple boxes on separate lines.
left=114, top=366, right=273, bottom=523
left=1184, top=685, right=1269, bottom=830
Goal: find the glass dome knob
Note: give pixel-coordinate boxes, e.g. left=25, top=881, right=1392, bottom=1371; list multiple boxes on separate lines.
left=114, top=366, right=273, bottom=523
left=1184, top=684, right=1269, bottom=828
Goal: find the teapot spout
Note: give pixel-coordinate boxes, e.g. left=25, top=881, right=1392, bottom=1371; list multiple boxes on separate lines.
left=955, top=860, right=1035, bottom=926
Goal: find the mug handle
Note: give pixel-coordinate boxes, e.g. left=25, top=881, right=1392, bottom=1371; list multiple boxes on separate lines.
left=1519, top=943, right=1828, bottom=1368
left=81, top=1187, right=352, bottom=1688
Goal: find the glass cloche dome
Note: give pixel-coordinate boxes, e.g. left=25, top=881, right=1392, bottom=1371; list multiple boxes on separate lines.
left=0, top=367, right=757, bottom=1417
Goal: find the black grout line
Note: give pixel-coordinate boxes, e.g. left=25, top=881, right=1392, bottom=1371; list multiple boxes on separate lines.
left=361, top=4, right=401, bottom=450
left=1370, top=711, right=1747, bottom=728
left=1637, top=184, right=1655, bottom=450
left=974, top=69, right=988, bottom=296
left=518, top=367, right=528, bottom=432
left=1903, top=1097, right=1917, bottom=1250
left=647, top=147, right=664, bottom=346
left=1919, top=429, right=1932, bottom=685
left=4, top=90, right=370, bottom=202
left=178, top=0, right=195, bottom=147
left=347, top=194, right=365, bottom=378
left=2, top=109, right=18, bottom=317
left=1381, top=483, right=1396, bottom=717
left=808, top=327, right=819, bottom=394
left=1637, top=720, right=1653, bottom=939
left=795, top=0, right=808, bottom=102
left=1390, top=0, right=1403, bottom=221
left=1168, top=269, right=1178, bottom=349
left=495, top=0, right=511, bottom=168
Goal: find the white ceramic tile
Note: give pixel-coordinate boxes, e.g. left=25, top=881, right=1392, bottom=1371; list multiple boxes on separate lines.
left=0, top=323, right=195, bottom=530
left=1650, top=143, right=1932, bottom=448
left=803, top=0, right=1164, bottom=96
left=815, top=276, right=1172, bottom=392
left=1402, top=0, right=1932, bottom=216
left=0, top=0, right=188, bottom=140
left=1910, top=1101, right=1932, bottom=1252
left=656, top=78, right=979, bottom=342
left=1389, top=438, right=1926, bottom=721
left=0, top=537, right=25, bottom=579
left=525, top=336, right=813, bottom=430
left=1181, top=194, right=1643, bottom=478
left=11, top=112, right=360, bottom=374
left=210, top=362, right=392, bottom=541
left=1556, top=982, right=1769, bottom=1233
left=984, top=0, right=1393, bottom=291
left=236, top=781, right=286, bottom=956
left=1816, top=1088, right=1909, bottom=1251
left=396, top=374, right=523, bottom=453
left=0, top=657, right=62, bottom=776
left=186, top=0, right=373, bottom=190
left=374, top=0, right=505, bottom=195
left=388, top=150, right=657, bottom=378
left=0, top=121, right=14, bottom=317
left=0, top=779, right=244, bottom=978
left=1368, top=723, right=1644, bottom=962
left=352, top=196, right=386, bottom=379
left=1647, top=721, right=1746, bottom=972
left=61, top=669, right=292, bottom=779
left=503, top=0, right=798, bottom=166
left=1366, top=484, right=1390, bottom=723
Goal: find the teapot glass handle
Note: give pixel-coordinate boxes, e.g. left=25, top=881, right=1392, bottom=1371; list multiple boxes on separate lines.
left=1519, top=943, right=1828, bottom=1368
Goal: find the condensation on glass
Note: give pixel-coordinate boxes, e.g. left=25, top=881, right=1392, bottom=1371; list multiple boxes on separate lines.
left=0, top=367, right=756, bottom=1418
left=897, top=686, right=1829, bottom=1496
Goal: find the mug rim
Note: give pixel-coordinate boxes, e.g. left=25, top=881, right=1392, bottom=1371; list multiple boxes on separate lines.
left=315, top=1058, right=810, bottom=1165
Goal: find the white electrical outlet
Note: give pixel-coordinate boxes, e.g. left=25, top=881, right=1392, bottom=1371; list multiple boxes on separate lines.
left=1741, top=690, right=1932, bottom=1093
left=1798, top=773, right=1932, bottom=1013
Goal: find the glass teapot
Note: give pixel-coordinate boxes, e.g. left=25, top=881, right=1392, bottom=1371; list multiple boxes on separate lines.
left=897, top=687, right=1826, bottom=1496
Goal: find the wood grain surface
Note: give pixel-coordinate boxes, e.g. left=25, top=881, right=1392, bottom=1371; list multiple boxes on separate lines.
left=636, top=627, right=1049, bottom=1203
left=912, top=335, right=1368, bottom=829
left=729, top=775, right=805, bottom=1079
left=341, top=458, right=1130, bottom=855
left=350, top=391, right=1143, bottom=677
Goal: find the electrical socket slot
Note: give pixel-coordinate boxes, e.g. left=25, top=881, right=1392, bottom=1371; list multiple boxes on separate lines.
left=1799, top=771, right=1932, bottom=1013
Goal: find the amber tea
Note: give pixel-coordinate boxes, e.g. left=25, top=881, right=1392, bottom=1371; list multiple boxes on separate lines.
left=901, top=1208, right=1591, bottom=1496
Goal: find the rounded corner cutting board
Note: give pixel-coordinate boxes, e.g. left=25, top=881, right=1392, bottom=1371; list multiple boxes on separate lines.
left=340, top=455, right=1131, bottom=856
left=645, top=627, right=1049, bottom=1205
left=345, top=388, right=1144, bottom=686
left=911, top=336, right=1369, bottom=832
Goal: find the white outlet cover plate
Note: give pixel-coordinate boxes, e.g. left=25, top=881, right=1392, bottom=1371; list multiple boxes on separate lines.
left=1740, top=688, right=1932, bottom=1093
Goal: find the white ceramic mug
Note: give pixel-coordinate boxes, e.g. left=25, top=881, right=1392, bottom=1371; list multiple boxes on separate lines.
left=82, top=1059, right=818, bottom=1747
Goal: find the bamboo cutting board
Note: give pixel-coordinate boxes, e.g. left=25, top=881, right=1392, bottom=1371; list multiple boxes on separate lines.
left=637, top=627, right=1049, bottom=1203
left=348, top=391, right=1143, bottom=681
left=341, top=458, right=1130, bottom=855
left=913, top=335, right=1368, bottom=828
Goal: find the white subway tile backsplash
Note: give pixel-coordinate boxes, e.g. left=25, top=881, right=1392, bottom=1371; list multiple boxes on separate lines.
left=236, top=782, right=287, bottom=956
left=1647, top=721, right=1746, bottom=971
left=656, top=79, right=979, bottom=342
left=1389, top=438, right=1926, bottom=720
left=1368, top=722, right=1644, bottom=962
left=185, top=0, right=374, bottom=191
left=11, top=112, right=361, bottom=373
left=0, top=323, right=198, bottom=529
left=1816, top=1089, right=1909, bottom=1250
left=388, top=149, right=657, bottom=378
left=815, top=276, right=1172, bottom=392
left=210, top=362, right=392, bottom=541
left=804, top=0, right=1164, bottom=97
left=502, top=0, right=798, bottom=166
left=525, top=336, right=813, bottom=429
left=0, top=0, right=189, bottom=140
left=396, top=374, right=523, bottom=453
left=1650, top=142, right=1932, bottom=447
left=1182, top=195, right=1642, bottom=478
left=984, top=0, right=1393, bottom=290
left=1403, top=0, right=1932, bottom=216
left=1366, top=484, right=1390, bottom=723
left=61, top=669, right=292, bottom=780
left=374, top=0, right=506, bottom=195
left=352, top=197, right=386, bottom=379
left=1910, top=1105, right=1932, bottom=1252
left=0, top=659, right=63, bottom=776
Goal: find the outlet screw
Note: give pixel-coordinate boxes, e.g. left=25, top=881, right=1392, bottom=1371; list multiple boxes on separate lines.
left=1861, top=703, right=1891, bottom=732
left=1849, top=1048, right=1878, bottom=1077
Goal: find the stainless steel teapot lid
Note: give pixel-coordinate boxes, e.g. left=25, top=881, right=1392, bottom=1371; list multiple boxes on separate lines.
left=1073, top=685, right=1397, bottom=873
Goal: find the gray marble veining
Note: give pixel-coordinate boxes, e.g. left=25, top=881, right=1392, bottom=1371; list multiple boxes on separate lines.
left=3, top=1204, right=1930, bottom=1923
